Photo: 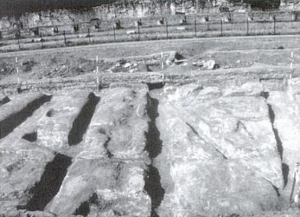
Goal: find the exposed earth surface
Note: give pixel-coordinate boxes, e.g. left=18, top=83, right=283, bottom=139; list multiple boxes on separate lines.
left=2, top=35, right=300, bottom=217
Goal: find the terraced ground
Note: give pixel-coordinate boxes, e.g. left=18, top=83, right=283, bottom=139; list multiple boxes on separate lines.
left=2, top=35, right=300, bottom=217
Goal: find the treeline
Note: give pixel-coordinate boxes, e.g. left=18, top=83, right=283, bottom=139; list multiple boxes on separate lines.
left=0, top=0, right=118, bottom=17
left=0, top=0, right=281, bottom=18
left=228, top=0, right=281, bottom=9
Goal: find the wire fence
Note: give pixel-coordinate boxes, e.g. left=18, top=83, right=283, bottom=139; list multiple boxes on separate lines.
left=1, top=14, right=300, bottom=53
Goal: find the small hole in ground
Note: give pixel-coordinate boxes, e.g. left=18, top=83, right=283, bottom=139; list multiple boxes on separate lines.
left=74, top=193, right=99, bottom=217
left=22, top=132, right=37, bottom=142
left=46, top=109, right=55, bottom=117
left=0, top=96, right=10, bottom=106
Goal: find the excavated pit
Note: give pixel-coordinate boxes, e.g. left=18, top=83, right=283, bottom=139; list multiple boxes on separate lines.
left=145, top=166, right=165, bottom=217
left=145, top=94, right=163, bottom=159
left=74, top=193, right=99, bottom=217
left=0, top=96, right=10, bottom=106
left=46, top=109, right=56, bottom=117
left=22, top=132, right=37, bottom=142
left=74, top=201, right=90, bottom=217
left=0, top=94, right=52, bottom=139
left=21, top=153, right=72, bottom=211
left=68, top=92, right=100, bottom=146
left=2, top=83, right=299, bottom=216
left=144, top=93, right=165, bottom=217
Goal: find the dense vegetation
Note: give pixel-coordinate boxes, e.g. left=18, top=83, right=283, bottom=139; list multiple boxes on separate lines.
left=0, top=0, right=117, bottom=17
left=0, top=0, right=281, bottom=17
left=228, top=0, right=281, bottom=9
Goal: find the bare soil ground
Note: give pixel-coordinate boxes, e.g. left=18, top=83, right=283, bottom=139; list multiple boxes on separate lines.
left=2, top=35, right=300, bottom=217
left=1, top=35, right=300, bottom=89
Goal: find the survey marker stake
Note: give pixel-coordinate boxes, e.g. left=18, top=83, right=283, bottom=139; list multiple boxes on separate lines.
left=15, top=55, right=20, bottom=85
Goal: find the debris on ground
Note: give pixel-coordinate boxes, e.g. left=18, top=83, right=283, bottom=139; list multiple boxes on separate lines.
left=166, top=51, right=185, bottom=66
left=203, top=59, right=217, bottom=69
left=22, top=60, right=37, bottom=72
left=192, top=59, right=204, bottom=67
left=127, top=30, right=137, bottom=35
left=0, top=60, right=15, bottom=77
left=193, top=59, right=219, bottom=70
left=107, top=60, right=150, bottom=73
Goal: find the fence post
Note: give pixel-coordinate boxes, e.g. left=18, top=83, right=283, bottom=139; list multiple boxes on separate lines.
left=63, top=30, right=67, bottom=46
left=220, top=19, right=223, bottom=36
left=113, top=25, right=116, bottom=41
left=194, top=19, right=197, bottom=37
left=17, top=37, right=21, bottom=50
left=96, top=55, right=99, bottom=90
left=166, top=19, right=169, bottom=39
left=17, top=30, right=21, bottom=50
left=137, top=23, right=140, bottom=41
left=88, top=28, right=91, bottom=44
left=274, top=15, right=276, bottom=35
left=246, top=18, right=249, bottom=35
left=290, top=51, right=294, bottom=79
left=15, top=56, right=20, bottom=85
left=40, top=33, right=44, bottom=48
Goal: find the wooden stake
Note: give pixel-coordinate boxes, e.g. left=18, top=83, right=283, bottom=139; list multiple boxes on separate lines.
left=15, top=56, right=20, bottom=85
left=161, top=51, right=164, bottom=69
left=96, top=55, right=99, bottom=90
left=290, top=51, right=294, bottom=79
left=291, top=51, right=294, bottom=70
left=291, top=162, right=300, bottom=203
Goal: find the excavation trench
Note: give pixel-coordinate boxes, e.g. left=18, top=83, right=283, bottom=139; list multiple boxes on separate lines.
left=0, top=94, right=52, bottom=139
left=103, top=136, right=113, bottom=158
left=144, top=93, right=165, bottom=217
left=20, top=153, right=72, bottom=211
left=146, top=82, right=165, bottom=91
left=68, top=92, right=100, bottom=146
left=261, top=92, right=288, bottom=188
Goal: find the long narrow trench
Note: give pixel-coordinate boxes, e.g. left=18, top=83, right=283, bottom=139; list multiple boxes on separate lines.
left=20, top=153, right=72, bottom=211
left=103, top=136, right=113, bottom=158
left=261, top=92, right=289, bottom=188
left=144, top=93, right=165, bottom=217
left=147, top=83, right=165, bottom=91
left=68, top=92, right=100, bottom=146
left=0, top=94, right=52, bottom=139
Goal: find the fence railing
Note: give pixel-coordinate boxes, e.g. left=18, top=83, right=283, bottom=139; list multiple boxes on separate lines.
left=1, top=14, right=300, bottom=53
